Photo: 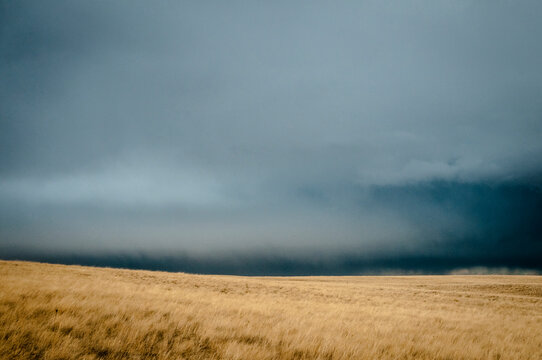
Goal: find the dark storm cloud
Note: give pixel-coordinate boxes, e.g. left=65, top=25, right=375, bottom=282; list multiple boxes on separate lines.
left=1, top=1, right=542, bottom=274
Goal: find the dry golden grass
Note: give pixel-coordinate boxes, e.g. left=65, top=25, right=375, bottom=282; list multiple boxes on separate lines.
left=1, top=260, right=541, bottom=359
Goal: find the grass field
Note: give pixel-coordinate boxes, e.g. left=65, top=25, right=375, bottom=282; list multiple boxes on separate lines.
left=1, top=260, right=541, bottom=359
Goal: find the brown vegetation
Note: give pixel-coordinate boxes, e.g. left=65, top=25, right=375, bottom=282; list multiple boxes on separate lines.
left=1, top=260, right=541, bottom=359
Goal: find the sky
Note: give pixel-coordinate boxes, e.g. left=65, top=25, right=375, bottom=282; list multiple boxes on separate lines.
left=1, top=1, right=541, bottom=274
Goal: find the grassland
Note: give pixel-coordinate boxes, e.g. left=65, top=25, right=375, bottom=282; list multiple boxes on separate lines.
left=1, top=261, right=541, bottom=359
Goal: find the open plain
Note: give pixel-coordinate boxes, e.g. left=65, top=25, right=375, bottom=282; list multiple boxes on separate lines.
left=1, top=260, right=541, bottom=360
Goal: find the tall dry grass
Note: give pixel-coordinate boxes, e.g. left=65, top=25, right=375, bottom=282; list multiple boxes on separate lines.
left=0, top=260, right=541, bottom=359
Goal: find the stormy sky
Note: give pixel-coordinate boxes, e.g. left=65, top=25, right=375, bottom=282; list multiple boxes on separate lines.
left=1, top=1, right=541, bottom=274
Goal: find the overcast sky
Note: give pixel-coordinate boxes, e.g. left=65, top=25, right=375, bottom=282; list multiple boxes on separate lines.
left=1, top=1, right=541, bottom=274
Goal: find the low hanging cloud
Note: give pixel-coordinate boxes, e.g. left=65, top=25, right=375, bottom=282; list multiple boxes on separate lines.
left=0, top=158, right=225, bottom=207
left=1, top=1, right=542, bottom=273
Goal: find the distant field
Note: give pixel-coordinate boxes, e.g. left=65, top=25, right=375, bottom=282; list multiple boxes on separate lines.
left=1, top=261, right=541, bottom=359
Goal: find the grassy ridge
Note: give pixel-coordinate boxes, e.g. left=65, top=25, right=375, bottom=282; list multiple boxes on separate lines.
left=1, top=260, right=541, bottom=359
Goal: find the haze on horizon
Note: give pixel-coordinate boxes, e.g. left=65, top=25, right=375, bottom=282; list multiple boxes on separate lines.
left=1, top=1, right=541, bottom=274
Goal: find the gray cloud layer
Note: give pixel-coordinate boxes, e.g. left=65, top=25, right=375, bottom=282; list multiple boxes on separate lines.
left=1, top=1, right=541, bottom=272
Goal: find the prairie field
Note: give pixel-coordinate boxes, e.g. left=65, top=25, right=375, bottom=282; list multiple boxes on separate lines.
left=1, top=261, right=541, bottom=360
